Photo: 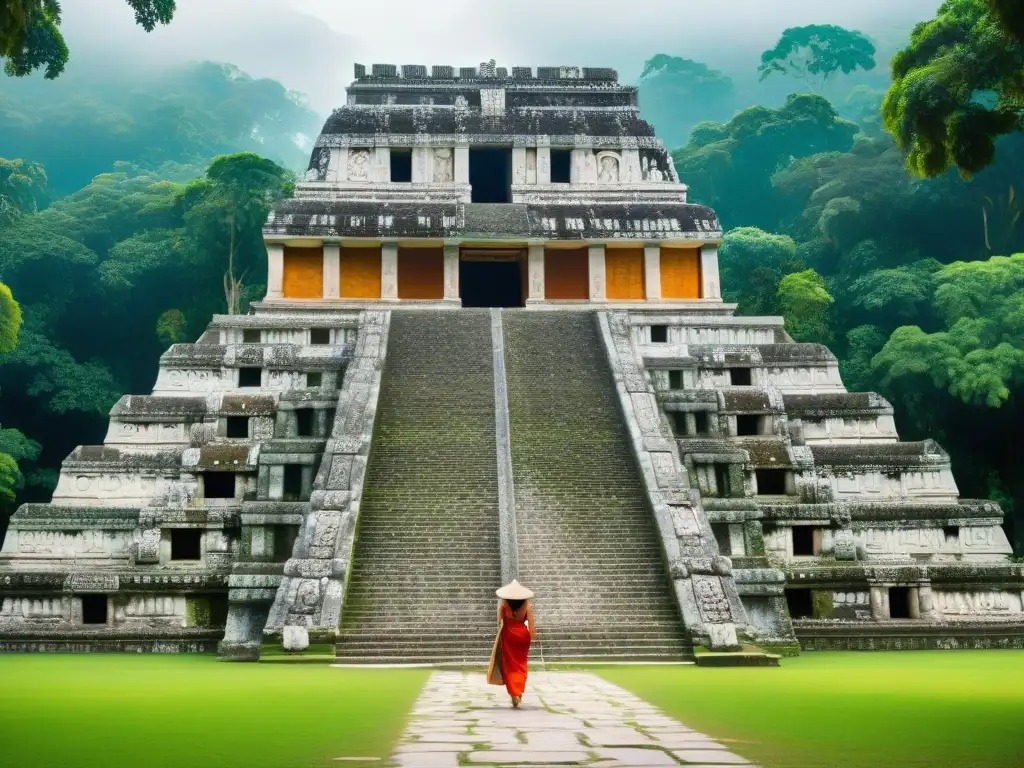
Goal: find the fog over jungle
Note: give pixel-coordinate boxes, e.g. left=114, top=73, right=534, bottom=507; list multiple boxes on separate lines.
left=54, top=0, right=943, bottom=113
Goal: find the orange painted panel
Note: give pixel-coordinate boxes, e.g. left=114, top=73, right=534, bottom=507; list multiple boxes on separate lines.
left=398, top=247, right=444, bottom=300
left=606, top=248, right=645, bottom=300
left=661, top=247, right=701, bottom=299
left=340, top=247, right=382, bottom=299
left=282, top=247, right=324, bottom=299
left=544, top=247, right=588, bottom=300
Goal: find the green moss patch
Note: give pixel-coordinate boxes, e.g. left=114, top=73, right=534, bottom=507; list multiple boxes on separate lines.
left=601, top=650, right=1024, bottom=768
left=0, top=655, right=428, bottom=768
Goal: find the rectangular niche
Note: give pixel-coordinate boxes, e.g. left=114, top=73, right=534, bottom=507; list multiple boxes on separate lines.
left=282, top=247, right=324, bottom=299
left=397, top=247, right=444, bottom=300
left=550, top=149, right=571, bottom=183
left=785, top=588, right=813, bottom=620
left=226, top=416, right=249, bottom=439
left=81, top=595, right=108, bottom=625
left=171, top=529, right=202, bottom=561
left=202, top=473, right=236, bottom=499
left=543, top=247, right=588, bottom=300
left=889, top=587, right=913, bottom=619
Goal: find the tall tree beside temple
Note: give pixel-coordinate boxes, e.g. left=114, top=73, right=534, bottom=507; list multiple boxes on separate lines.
left=180, top=153, right=293, bottom=315
left=0, top=0, right=175, bottom=78
left=758, top=24, right=877, bottom=92
left=884, top=0, right=1024, bottom=178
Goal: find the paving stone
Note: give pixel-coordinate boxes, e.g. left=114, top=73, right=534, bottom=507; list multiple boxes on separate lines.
left=466, top=750, right=592, bottom=764
left=593, top=747, right=680, bottom=765
left=671, top=749, right=753, bottom=764
left=392, top=753, right=462, bottom=768
left=586, top=726, right=655, bottom=746
left=387, top=670, right=756, bottom=767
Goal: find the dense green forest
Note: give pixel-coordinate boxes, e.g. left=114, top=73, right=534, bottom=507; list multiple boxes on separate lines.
left=0, top=0, right=1021, bottom=551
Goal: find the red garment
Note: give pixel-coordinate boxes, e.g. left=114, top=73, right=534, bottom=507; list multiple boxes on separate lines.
left=499, top=602, right=532, bottom=698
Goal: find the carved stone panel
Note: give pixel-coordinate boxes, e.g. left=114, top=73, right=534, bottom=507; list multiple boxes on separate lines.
left=433, top=149, right=454, bottom=182
left=347, top=149, right=371, bottom=181
left=692, top=575, right=733, bottom=624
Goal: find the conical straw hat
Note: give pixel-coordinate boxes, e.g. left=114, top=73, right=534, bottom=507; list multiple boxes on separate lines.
left=496, top=580, right=534, bottom=600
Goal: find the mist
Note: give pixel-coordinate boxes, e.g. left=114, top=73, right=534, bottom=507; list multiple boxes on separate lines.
left=51, top=0, right=943, bottom=114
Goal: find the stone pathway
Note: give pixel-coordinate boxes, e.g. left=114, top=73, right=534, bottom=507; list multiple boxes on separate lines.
left=387, top=671, right=757, bottom=767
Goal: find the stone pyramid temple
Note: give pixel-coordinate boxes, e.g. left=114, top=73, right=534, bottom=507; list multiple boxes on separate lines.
left=2, top=61, right=1022, bottom=662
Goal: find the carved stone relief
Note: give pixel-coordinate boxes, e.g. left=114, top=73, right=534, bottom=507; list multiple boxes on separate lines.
left=433, top=149, right=454, bottom=183
left=347, top=149, right=371, bottom=181
left=596, top=152, right=620, bottom=183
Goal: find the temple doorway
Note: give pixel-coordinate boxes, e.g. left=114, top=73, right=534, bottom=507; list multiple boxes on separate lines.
left=460, top=249, right=525, bottom=308
left=469, top=148, right=512, bottom=203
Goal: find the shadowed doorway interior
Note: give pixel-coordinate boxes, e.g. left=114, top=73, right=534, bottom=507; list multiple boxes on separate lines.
left=460, top=250, right=524, bottom=308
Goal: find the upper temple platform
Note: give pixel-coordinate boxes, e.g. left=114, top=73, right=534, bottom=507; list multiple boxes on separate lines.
left=262, top=61, right=725, bottom=308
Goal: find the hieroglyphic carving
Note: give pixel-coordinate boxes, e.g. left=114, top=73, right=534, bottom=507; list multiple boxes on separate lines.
left=136, top=529, right=160, bottom=563
left=692, top=575, right=732, bottom=623
left=934, top=590, right=1022, bottom=615
left=65, top=573, right=119, bottom=593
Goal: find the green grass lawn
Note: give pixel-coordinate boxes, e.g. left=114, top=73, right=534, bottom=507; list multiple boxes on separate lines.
left=0, top=655, right=428, bottom=768
left=602, top=651, right=1024, bottom=768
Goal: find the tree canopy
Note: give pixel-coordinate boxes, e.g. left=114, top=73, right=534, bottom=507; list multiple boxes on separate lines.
left=884, top=0, right=1024, bottom=178
left=1, top=1, right=175, bottom=79
left=758, top=24, right=876, bottom=91
left=637, top=55, right=736, bottom=148
left=0, top=61, right=318, bottom=195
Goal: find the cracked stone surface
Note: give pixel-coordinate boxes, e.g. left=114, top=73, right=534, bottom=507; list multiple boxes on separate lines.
left=388, top=671, right=757, bottom=767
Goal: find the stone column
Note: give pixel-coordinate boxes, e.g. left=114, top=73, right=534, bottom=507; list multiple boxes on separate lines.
left=323, top=244, right=340, bottom=299
left=443, top=244, right=460, bottom=301
left=869, top=586, right=889, bottom=620
left=908, top=586, right=922, bottom=619
left=411, top=147, right=431, bottom=183
left=571, top=149, right=595, bottom=184
left=644, top=244, right=661, bottom=300
left=381, top=243, right=399, bottom=300
left=512, top=147, right=528, bottom=185
left=372, top=147, right=390, bottom=182
left=454, top=146, right=470, bottom=184
left=701, top=244, right=722, bottom=300
left=266, top=244, right=284, bottom=300
left=918, top=582, right=938, bottom=619
left=588, top=244, right=606, bottom=301
left=326, top=148, right=346, bottom=183
left=527, top=245, right=545, bottom=302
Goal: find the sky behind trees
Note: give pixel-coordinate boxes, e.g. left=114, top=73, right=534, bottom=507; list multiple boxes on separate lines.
left=56, top=0, right=943, bottom=112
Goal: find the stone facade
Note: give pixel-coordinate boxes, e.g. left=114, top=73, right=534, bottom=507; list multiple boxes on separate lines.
left=616, top=310, right=1024, bottom=651
left=1, top=60, right=1020, bottom=658
left=261, top=61, right=722, bottom=309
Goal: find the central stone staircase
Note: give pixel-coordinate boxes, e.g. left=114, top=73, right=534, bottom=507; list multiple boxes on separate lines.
left=335, top=311, right=502, bottom=664
left=503, top=311, right=692, bottom=661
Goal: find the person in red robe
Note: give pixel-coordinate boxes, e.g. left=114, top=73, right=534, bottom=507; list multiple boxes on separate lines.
left=488, top=580, right=537, bottom=708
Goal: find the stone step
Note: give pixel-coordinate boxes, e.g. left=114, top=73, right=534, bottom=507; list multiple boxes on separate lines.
left=340, top=311, right=503, bottom=658
left=504, top=311, right=685, bottom=654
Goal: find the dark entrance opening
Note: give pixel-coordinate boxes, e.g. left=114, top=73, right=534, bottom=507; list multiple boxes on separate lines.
left=786, top=588, right=813, bottom=619
left=889, top=587, right=912, bottom=619
left=81, top=595, right=108, bottom=625
left=460, top=258, right=523, bottom=308
left=469, top=148, right=512, bottom=203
